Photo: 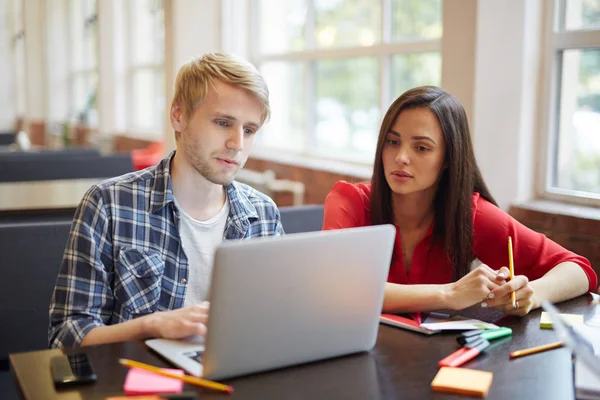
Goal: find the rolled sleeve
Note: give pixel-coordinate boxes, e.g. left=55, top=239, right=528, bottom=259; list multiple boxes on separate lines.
left=49, top=185, right=115, bottom=348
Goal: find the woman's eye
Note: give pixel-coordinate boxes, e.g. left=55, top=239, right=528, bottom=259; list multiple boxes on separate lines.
left=416, top=145, right=430, bottom=152
left=386, top=139, right=399, bottom=145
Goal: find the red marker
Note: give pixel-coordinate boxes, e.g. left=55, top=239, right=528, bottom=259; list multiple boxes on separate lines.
left=438, top=339, right=491, bottom=368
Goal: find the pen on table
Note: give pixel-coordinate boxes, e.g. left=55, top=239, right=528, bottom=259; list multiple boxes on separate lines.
left=438, top=338, right=491, bottom=368
left=509, top=341, right=564, bottom=359
left=118, top=358, right=234, bottom=394
left=508, top=236, right=516, bottom=310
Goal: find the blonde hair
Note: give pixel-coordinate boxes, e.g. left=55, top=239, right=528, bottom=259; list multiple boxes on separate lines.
left=171, top=52, right=270, bottom=124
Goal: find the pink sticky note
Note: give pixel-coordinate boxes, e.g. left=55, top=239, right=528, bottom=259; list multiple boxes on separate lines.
left=123, top=367, right=184, bottom=395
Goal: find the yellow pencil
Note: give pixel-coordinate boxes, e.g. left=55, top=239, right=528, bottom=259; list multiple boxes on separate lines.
left=118, top=358, right=234, bottom=394
left=509, top=341, right=564, bottom=359
left=508, top=236, right=516, bottom=309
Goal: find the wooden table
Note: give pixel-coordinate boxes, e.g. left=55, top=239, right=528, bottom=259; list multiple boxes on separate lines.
left=0, top=179, right=101, bottom=213
left=9, top=294, right=600, bottom=399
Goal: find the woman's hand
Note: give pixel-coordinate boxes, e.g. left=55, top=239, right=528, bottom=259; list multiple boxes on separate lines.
left=483, top=272, right=538, bottom=316
left=446, top=264, right=509, bottom=310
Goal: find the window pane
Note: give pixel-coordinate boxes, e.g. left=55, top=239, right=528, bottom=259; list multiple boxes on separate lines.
left=259, top=62, right=307, bottom=152
left=391, top=0, right=442, bottom=41
left=553, top=48, right=600, bottom=195
left=72, top=73, right=98, bottom=127
left=130, top=0, right=164, bottom=65
left=70, top=0, right=97, bottom=71
left=258, top=0, right=307, bottom=53
left=390, top=52, right=441, bottom=101
left=314, top=0, right=380, bottom=48
left=563, top=0, right=600, bottom=31
left=131, top=69, right=164, bottom=132
left=315, top=57, right=379, bottom=162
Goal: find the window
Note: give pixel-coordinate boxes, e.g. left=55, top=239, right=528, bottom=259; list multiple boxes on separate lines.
left=251, top=0, right=442, bottom=164
left=10, top=0, right=26, bottom=119
left=126, top=0, right=165, bottom=136
left=69, top=0, right=98, bottom=127
left=542, top=0, right=600, bottom=203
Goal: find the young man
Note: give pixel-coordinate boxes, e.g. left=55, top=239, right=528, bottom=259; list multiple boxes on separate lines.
left=49, top=53, right=283, bottom=348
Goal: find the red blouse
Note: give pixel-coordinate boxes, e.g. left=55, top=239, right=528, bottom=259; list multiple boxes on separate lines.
left=323, top=181, right=597, bottom=292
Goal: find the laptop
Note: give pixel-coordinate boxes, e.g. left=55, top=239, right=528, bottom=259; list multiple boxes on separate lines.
left=146, top=224, right=395, bottom=380
left=541, top=301, right=600, bottom=394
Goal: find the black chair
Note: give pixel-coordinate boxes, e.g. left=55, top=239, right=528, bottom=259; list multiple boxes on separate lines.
left=0, top=132, right=16, bottom=146
left=0, top=221, right=72, bottom=362
left=279, top=204, right=324, bottom=234
left=0, top=152, right=133, bottom=182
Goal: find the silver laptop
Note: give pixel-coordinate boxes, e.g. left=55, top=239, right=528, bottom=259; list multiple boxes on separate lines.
left=146, top=224, right=395, bottom=380
left=541, top=301, right=600, bottom=379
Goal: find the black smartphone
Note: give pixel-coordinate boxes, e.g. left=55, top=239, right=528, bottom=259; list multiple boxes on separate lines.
left=50, top=353, right=97, bottom=388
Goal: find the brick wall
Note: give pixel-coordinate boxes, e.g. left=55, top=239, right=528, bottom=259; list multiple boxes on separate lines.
left=509, top=205, right=600, bottom=284
left=244, top=158, right=367, bottom=206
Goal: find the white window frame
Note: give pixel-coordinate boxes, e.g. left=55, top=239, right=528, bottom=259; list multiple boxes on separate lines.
left=124, top=0, right=165, bottom=139
left=538, top=0, right=600, bottom=206
left=67, top=0, right=98, bottom=127
left=247, top=0, right=441, bottom=170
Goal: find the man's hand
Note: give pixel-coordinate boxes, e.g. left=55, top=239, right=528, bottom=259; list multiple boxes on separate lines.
left=144, top=301, right=210, bottom=339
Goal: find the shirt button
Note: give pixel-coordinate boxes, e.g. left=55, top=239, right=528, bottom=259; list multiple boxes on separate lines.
left=180, top=278, right=187, bottom=284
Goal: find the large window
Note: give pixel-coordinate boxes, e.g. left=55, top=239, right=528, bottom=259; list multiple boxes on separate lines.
left=251, top=0, right=442, bottom=164
left=542, top=0, right=600, bottom=202
left=69, top=0, right=98, bottom=127
left=126, top=0, right=165, bottom=136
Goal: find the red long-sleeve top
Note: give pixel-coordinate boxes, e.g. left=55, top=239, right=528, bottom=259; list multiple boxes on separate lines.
left=323, top=181, right=597, bottom=291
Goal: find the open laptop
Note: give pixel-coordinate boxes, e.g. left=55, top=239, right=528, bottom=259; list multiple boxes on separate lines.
left=146, top=224, right=395, bottom=380
left=541, top=301, right=600, bottom=385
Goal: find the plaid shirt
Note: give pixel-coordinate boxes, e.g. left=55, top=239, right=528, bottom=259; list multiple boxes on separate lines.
left=49, top=152, right=283, bottom=348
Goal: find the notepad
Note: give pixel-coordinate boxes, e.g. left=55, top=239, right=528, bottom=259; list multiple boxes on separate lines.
left=540, top=311, right=584, bottom=329
left=123, top=367, right=184, bottom=395
left=431, top=367, right=494, bottom=397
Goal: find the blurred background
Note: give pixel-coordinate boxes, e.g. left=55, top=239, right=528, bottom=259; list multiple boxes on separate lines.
left=0, top=0, right=599, bottom=209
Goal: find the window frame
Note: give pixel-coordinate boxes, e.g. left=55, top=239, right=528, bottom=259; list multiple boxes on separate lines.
left=124, top=0, right=165, bottom=138
left=248, top=0, right=442, bottom=167
left=538, top=0, right=600, bottom=207
left=67, top=0, right=98, bottom=127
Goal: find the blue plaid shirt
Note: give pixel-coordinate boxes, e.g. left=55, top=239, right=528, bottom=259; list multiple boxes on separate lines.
left=49, top=152, right=283, bottom=348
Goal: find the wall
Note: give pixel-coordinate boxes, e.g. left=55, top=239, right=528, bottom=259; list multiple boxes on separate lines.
left=509, top=205, right=600, bottom=281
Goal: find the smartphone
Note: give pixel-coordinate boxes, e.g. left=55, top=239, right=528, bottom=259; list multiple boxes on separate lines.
left=50, top=353, right=97, bottom=388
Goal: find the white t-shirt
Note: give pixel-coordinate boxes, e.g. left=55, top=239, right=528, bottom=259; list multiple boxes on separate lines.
left=174, top=195, right=230, bottom=307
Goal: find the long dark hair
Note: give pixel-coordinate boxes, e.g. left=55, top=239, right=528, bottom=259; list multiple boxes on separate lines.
left=371, top=86, right=497, bottom=280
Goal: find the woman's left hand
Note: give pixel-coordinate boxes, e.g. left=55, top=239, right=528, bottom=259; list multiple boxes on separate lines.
left=482, top=268, right=538, bottom=316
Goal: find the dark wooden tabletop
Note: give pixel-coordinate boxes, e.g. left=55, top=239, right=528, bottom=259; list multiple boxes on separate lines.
left=9, top=293, right=600, bottom=400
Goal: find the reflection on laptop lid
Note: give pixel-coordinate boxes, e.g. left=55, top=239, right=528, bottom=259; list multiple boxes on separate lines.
left=146, top=225, right=395, bottom=380
left=541, top=301, right=600, bottom=379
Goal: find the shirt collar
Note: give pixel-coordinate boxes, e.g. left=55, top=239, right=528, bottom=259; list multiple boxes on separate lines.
left=149, top=150, right=176, bottom=214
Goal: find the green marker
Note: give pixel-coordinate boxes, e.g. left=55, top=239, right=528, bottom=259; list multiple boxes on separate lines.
left=480, top=327, right=513, bottom=341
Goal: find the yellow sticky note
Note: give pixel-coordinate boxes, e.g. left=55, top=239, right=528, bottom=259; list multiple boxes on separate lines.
left=431, top=367, right=494, bottom=397
left=540, top=311, right=584, bottom=329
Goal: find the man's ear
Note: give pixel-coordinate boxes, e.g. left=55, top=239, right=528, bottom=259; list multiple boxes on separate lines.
left=170, top=102, right=185, bottom=132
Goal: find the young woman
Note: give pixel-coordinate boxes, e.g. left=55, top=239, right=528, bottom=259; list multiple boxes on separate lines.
left=323, top=86, right=597, bottom=316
